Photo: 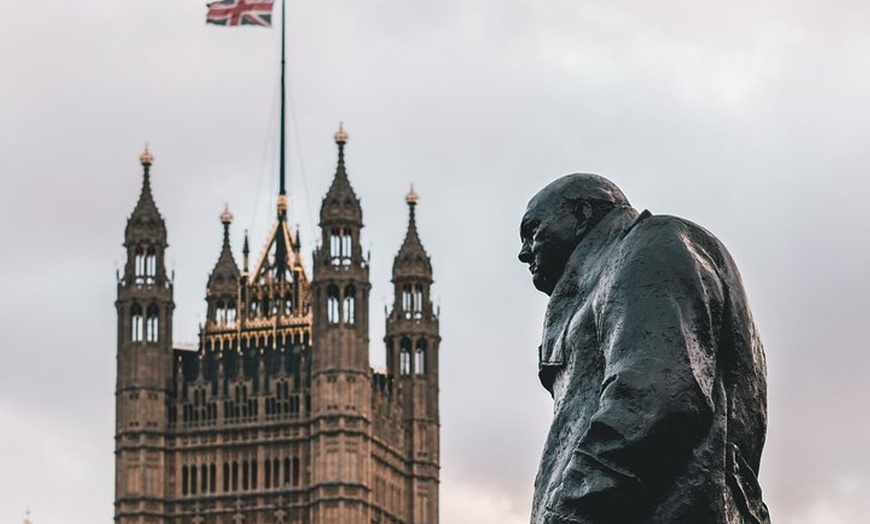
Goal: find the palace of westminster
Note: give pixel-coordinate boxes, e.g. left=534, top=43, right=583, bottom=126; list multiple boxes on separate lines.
left=114, top=127, right=440, bottom=524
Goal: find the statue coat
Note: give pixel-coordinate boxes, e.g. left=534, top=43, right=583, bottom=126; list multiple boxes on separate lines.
left=531, top=207, right=770, bottom=524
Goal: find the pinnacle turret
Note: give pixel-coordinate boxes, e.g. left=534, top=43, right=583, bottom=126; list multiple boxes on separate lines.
left=320, top=123, right=362, bottom=225
left=207, top=204, right=240, bottom=296
left=392, top=185, right=432, bottom=281
left=125, top=144, right=166, bottom=247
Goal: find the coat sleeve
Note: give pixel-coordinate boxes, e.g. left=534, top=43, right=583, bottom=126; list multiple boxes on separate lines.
left=546, top=223, right=724, bottom=524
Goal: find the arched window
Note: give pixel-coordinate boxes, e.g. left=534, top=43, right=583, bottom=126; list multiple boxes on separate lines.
left=273, top=458, right=281, bottom=487
left=400, top=337, right=412, bottom=375
left=292, top=456, right=300, bottom=486
left=341, top=229, right=352, bottom=265
left=131, top=305, right=143, bottom=342
left=210, top=463, right=216, bottom=493
left=330, top=228, right=341, bottom=265
left=402, top=285, right=412, bottom=319
left=283, top=457, right=291, bottom=486
left=232, top=461, right=238, bottom=491
left=201, top=464, right=208, bottom=493
left=250, top=299, right=259, bottom=318
left=264, top=458, right=272, bottom=489
left=343, top=286, right=356, bottom=325
left=413, top=285, right=423, bottom=320
left=181, top=466, right=189, bottom=495
left=327, top=285, right=340, bottom=324
left=251, top=460, right=258, bottom=489
left=134, top=247, right=146, bottom=284
left=190, top=466, right=197, bottom=495
left=227, top=303, right=237, bottom=324
left=329, top=228, right=353, bottom=265
left=415, top=339, right=427, bottom=375
left=145, top=247, right=157, bottom=284
left=146, top=305, right=159, bottom=343
left=223, top=462, right=230, bottom=492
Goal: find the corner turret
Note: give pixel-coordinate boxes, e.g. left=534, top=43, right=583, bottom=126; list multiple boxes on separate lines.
left=205, top=204, right=241, bottom=327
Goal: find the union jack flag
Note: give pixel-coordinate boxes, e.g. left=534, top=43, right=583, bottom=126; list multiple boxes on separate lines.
left=206, top=0, right=275, bottom=27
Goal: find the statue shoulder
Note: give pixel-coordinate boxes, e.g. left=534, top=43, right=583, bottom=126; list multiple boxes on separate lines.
left=614, top=212, right=732, bottom=280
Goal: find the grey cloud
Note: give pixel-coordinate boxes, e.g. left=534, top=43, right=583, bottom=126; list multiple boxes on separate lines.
left=1, top=1, right=869, bottom=523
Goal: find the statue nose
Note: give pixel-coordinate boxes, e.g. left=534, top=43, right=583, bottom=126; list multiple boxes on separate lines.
left=518, top=243, right=533, bottom=263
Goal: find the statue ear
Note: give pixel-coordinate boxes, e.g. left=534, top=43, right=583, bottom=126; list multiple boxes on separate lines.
left=574, top=201, right=594, bottom=237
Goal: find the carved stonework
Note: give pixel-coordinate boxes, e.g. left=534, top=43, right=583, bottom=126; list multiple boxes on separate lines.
left=115, top=133, right=440, bottom=524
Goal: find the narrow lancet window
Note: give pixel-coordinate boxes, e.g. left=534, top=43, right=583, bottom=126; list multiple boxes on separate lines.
left=415, top=339, right=427, bottom=374
left=146, top=305, right=159, bottom=343
left=343, top=286, right=356, bottom=325
left=402, top=285, right=412, bottom=319
left=413, top=285, right=423, bottom=319
left=400, top=337, right=412, bottom=375
left=341, top=229, right=352, bottom=265
left=131, top=305, right=143, bottom=342
left=330, top=228, right=341, bottom=266
left=292, top=457, right=300, bottom=486
left=327, top=285, right=340, bottom=324
left=145, top=247, right=157, bottom=284
left=134, top=248, right=146, bottom=284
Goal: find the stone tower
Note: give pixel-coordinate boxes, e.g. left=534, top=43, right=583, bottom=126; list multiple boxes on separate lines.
left=115, top=147, right=175, bottom=524
left=385, top=187, right=440, bottom=524
left=309, top=126, right=373, bottom=524
left=113, top=127, right=440, bottom=524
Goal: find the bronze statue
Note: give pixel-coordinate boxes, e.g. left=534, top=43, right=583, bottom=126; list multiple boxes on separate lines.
left=519, top=174, right=770, bottom=524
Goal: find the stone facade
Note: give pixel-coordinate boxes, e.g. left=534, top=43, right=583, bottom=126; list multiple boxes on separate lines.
left=114, top=131, right=440, bottom=524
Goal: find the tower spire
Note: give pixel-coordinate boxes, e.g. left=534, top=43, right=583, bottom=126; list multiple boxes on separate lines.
left=278, top=0, right=287, bottom=209
left=335, top=122, right=348, bottom=172
left=207, top=204, right=240, bottom=300
left=393, top=185, right=431, bottom=279
left=242, top=229, right=250, bottom=275
left=406, top=184, right=419, bottom=226
left=220, top=203, right=233, bottom=245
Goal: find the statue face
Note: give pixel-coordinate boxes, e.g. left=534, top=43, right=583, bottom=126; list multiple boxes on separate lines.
left=518, top=192, right=585, bottom=296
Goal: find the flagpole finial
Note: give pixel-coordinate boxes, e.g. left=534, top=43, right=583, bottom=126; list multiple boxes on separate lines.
left=334, top=122, right=348, bottom=145
left=220, top=203, right=234, bottom=225
left=139, top=143, right=154, bottom=166
left=406, top=184, right=419, bottom=206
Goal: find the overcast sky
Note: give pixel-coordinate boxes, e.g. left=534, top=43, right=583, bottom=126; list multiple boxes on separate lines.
left=1, top=1, right=869, bottom=523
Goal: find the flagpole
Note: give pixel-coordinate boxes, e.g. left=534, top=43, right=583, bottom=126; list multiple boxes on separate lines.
left=278, top=0, right=287, bottom=213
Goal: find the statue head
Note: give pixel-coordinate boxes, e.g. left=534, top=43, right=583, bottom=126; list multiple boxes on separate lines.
left=518, top=173, right=630, bottom=295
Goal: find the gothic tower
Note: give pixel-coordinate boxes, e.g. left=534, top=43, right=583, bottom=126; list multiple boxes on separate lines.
left=115, top=147, right=175, bottom=524
left=309, top=126, right=373, bottom=524
left=385, top=187, right=440, bottom=524
left=113, top=129, right=440, bottom=524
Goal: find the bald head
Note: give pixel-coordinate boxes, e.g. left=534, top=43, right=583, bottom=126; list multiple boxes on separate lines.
left=530, top=173, right=630, bottom=212
left=518, top=173, right=631, bottom=294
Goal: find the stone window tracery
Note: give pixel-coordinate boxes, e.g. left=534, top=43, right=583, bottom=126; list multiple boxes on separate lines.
left=131, top=304, right=143, bottom=342
left=327, top=285, right=340, bottom=324
left=400, top=337, right=412, bottom=375
left=343, top=286, right=356, bottom=325
left=146, top=305, right=159, bottom=343
left=415, top=339, right=427, bottom=375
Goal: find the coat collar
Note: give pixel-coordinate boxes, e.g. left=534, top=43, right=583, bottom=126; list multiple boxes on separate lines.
left=537, top=207, right=645, bottom=391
